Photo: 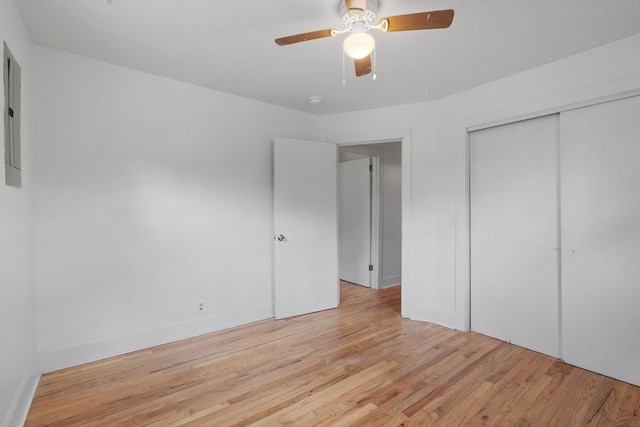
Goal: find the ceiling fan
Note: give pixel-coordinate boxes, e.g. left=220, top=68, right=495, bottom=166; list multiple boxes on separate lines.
left=275, top=0, right=454, bottom=77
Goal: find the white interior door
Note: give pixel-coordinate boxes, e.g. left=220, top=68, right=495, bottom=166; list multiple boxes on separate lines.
left=339, top=157, right=371, bottom=287
left=560, top=96, right=640, bottom=386
left=470, top=115, right=560, bottom=358
left=274, top=137, right=339, bottom=319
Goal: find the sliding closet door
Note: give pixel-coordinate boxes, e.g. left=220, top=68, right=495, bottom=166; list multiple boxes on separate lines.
left=470, top=114, right=560, bottom=358
left=561, top=95, right=640, bottom=386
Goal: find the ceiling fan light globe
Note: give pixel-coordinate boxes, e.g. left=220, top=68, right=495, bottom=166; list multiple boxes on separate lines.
left=343, top=32, right=375, bottom=59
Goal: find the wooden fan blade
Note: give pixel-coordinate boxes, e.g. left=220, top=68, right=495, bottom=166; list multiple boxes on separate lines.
left=275, top=29, right=334, bottom=46
left=382, top=9, right=454, bottom=32
left=355, top=55, right=372, bottom=77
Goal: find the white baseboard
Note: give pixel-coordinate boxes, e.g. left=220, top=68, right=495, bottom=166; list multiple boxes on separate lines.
left=38, top=304, right=273, bottom=373
left=404, top=305, right=458, bottom=330
left=380, top=275, right=401, bottom=289
left=3, top=357, right=40, bottom=427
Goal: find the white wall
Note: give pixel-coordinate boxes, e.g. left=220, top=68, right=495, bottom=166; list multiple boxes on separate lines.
left=0, top=0, right=39, bottom=425
left=319, top=33, right=640, bottom=330
left=32, top=46, right=321, bottom=371
left=338, top=150, right=368, bottom=162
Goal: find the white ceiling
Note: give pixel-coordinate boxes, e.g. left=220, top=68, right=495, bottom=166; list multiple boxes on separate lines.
left=17, top=0, right=640, bottom=115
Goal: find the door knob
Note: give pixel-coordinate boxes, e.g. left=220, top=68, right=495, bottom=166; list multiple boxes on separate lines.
left=276, top=234, right=286, bottom=242
left=568, top=249, right=576, bottom=255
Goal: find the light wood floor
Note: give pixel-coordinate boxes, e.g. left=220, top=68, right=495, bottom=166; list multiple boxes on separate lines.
left=26, top=282, right=640, bottom=426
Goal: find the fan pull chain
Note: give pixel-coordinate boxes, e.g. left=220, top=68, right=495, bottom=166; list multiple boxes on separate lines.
left=372, top=45, right=377, bottom=80
left=342, top=50, right=346, bottom=86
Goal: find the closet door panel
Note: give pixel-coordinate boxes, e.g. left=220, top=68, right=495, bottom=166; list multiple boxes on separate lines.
left=470, top=114, right=560, bottom=358
left=561, top=95, right=640, bottom=386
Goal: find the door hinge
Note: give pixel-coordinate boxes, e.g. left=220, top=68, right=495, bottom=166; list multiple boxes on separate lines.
left=8, top=107, right=13, bottom=118
left=369, top=264, right=374, bottom=271
left=369, top=164, right=373, bottom=172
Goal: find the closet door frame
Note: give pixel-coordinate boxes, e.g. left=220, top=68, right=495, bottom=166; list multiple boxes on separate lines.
left=453, top=84, right=640, bottom=333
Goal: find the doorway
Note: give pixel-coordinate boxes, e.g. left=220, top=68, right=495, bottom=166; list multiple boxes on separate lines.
left=338, top=141, right=402, bottom=290
left=273, top=131, right=410, bottom=320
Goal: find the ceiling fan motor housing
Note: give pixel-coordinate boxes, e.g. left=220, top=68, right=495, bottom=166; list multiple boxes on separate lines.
left=340, top=0, right=379, bottom=20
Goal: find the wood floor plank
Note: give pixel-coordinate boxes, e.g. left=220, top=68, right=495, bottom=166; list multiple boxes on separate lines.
left=488, top=359, right=556, bottom=426
left=25, top=282, right=640, bottom=426
left=616, top=384, right=640, bottom=426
